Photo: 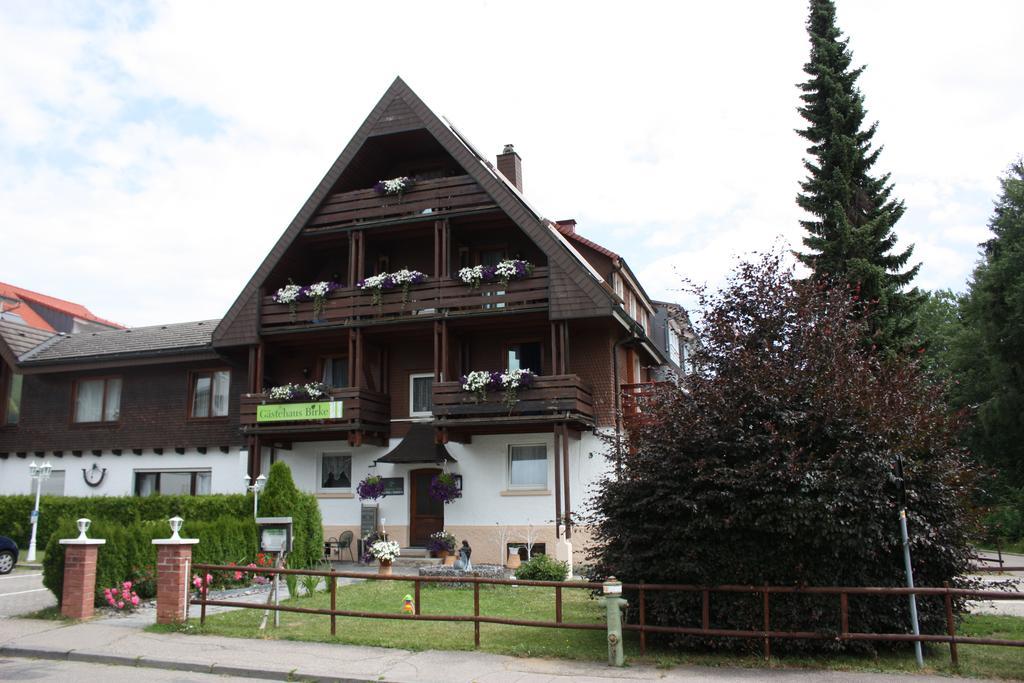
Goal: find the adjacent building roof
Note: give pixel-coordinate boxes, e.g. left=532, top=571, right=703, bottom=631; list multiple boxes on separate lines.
left=0, top=319, right=54, bottom=358
left=0, top=281, right=122, bottom=333
left=19, top=319, right=220, bottom=365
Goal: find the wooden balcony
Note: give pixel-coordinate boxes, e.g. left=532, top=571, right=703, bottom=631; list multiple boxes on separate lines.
left=239, top=388, right=389, bottom=442
left=304, top=175, right=496, bottom=232
left=621, top=382, right=670, bottom=428
left=260, top=268, right=549, bottom=330
left=432, top=374, right=594, bottom=429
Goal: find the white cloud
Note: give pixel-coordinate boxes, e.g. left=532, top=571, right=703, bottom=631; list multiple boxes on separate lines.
left=0, top=0, right=1021, bottom=325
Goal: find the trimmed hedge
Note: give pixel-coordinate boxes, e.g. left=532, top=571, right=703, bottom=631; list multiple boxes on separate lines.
left=43, top=515, right=258, bottom=606
left=0, top=493, right=250, bottom=550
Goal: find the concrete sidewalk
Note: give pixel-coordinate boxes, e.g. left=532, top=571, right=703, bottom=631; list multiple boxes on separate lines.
left=0, top=611, right=986, bottom=683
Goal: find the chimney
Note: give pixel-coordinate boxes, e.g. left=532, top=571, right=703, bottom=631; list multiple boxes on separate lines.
left=555, top=219, right=576, bottom=234
left=496, top=144, right=522, bottom=192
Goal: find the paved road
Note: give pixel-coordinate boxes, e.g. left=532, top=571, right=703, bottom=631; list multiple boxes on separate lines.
left=0, top=570, right=54, bottom=618
left=0, top=656, right=255, bottom=682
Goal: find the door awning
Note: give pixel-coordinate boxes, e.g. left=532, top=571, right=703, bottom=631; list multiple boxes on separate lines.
left=375, top=423, right=456, bottom=464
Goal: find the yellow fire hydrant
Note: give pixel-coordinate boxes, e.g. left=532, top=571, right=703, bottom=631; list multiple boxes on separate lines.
left=600, top=578, right=628, bottom=667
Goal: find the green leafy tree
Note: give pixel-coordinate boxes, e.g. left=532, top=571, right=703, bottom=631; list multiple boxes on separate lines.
left=913, top=289, right=962, bottom=386
left=795, top=0, right=920, bottom=354
left=954, top=160, right=1024, bottom=490
left=258, top=461, right=323, bottom=567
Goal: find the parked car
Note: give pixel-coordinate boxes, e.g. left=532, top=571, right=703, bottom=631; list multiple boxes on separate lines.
left=0, top=536, right=18, bottom=574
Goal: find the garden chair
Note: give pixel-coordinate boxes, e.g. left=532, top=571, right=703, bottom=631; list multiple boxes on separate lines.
left=337, top=530, right=355, bottom=562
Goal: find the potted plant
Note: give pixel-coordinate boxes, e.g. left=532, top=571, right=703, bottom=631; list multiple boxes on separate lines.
left=429, top=472, right=462, bottom=504
left=369, top=539, right=400, bottom=575
left=356, top=475, right=386, bottom=501
left=427, top=530, right=456, bottom=560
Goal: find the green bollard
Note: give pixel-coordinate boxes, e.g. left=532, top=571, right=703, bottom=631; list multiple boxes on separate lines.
left=601, top=578, right=628, bottom=667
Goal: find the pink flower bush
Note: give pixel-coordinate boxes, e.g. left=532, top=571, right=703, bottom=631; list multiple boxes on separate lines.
left=103, top=581, right=140, bottom=611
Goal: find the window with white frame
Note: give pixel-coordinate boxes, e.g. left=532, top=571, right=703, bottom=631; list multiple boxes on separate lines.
left=134, top=470, right=211, bottom=497
left=669, top=331, right=681, bottom=367
left=508, top=444, right=547, bottom=490
left=319, top=452, right=352, bottom=491
left=409, top=373, right=433, bottom=417
left=40, top=470, right=65, bottom=496
left=628, top=291, right=638, bottom=320
left=613, top=272, right=624, bottom=305
left=190, top=370, right=230, bottom=418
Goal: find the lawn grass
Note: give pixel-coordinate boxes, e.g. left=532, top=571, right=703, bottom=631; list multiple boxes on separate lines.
left=161, top=579, right=1024, bottom=679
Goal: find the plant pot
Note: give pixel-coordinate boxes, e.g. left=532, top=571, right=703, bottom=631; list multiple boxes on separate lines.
left=378, top=559, right=392, bottom=575
left=443, top=555, right=456, bottom=566
left=506, top=552, right=522, bottom=569
left=439, top=550, right=450, bottom=561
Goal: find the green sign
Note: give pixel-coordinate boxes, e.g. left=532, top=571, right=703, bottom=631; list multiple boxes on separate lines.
left=256, top=401, right=344, bottom=423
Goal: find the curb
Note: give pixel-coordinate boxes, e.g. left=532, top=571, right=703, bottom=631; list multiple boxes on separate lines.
left=0, top=645, right=376, bottom=683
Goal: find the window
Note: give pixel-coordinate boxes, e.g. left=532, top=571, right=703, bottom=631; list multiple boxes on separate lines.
left=613, top=273, right=625, bottom=304
left=506, top=342, right=543, bottom=375
left=40, top=469, right=65, bottom=496
left=508, top=444, right=547, bottom=490
left=322, top=357, right=348, bottom=388
left=628, top=291, right=638, bottom=321
left=409, top=373, right=433, bottom=417
left=190, top=370, right=230, bottom=418
left=73, top=377, right=121, bottom=423
left=319, top=453, right=352, bottom=491
left=669, top=332, right=681, bottom=367
left=134, top=470, right=211, bottom=497
left=5, top=371, right=22, bottom=425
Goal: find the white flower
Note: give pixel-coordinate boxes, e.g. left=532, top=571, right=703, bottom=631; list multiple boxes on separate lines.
left=457, top=265, right=484, bottom=285
left=306, top=281, right=331, bottom=297
left=500, top=368, right=533, bottom=389
left=269, top=383, right=300, bottom=400
left=273, top=284, right=302, bottom=304
left=304, top=383, right=326, bottom=399
left=370, top=540, right=401, bottom=561
left=359, top=273, right=390, bottom=290
left=462, top=370, right=492, bottom=393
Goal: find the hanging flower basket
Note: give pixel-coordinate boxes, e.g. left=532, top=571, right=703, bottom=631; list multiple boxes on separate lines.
left=429, top=472, right=462, bottom=504
left=457, top=259, right=534, bottom=289
left=373, top=176, right=414, bottom=199
left=358, top=269, right=427, bottom=306
left=267, top=382, right=332, bottom=402
left=356, top=475, right=386, bottom=501
left=460, top=368, right=536, bottom=408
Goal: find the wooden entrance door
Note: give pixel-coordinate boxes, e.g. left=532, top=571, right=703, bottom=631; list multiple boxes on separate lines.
left=410, top=468, right=444, bottom=546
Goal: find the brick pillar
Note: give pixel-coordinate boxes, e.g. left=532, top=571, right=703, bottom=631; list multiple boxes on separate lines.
left=153, top=538, right=199, bottom=624
left=59, top=538, right=106, bottom=620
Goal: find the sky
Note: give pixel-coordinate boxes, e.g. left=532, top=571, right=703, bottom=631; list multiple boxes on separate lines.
left=1, top=0, right=1022, bottom=327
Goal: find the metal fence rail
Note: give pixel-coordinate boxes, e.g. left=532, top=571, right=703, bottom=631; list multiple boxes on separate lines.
left=190, top=563, right=1024, bottom=666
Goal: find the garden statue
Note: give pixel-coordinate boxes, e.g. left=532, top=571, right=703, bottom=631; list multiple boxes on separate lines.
left=453, top=540, right=472, bottom=571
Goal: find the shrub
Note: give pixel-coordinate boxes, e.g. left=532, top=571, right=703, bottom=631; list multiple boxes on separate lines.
left=0, top=493, right=250, bottom=550
left=515, top=554, right=568, bottom=582
left=591, top=252, right=975, bottom=654
left=42, top=515, right=257, bottom=607
left=258, top=461, right=323, bottom=568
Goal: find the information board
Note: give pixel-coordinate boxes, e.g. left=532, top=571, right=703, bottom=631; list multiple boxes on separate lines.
left=382, top=477, right=404, bottom=496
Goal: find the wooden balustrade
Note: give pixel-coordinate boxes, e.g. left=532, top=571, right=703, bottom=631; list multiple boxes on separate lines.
left=239, top=388, right=389, bottom=432
left=304, top=175, right=495, bottom=231
left=260, top=268, right=549, bottom=329
left=621, top=382, right=671, bottom=427
left=432, top=374, right=594, bottom=424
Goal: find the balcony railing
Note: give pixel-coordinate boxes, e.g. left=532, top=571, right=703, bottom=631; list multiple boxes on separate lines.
left=432, top=374, right=594, bottom=425
left=621, top=382, right=671, bottom=427
left=239, top=388, right=389, bottom=432
left=260, top=267, right=549, bottom=329
left=304, top=175, right=496, bottom=232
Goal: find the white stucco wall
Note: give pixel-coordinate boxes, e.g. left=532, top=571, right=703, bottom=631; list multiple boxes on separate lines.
left=0, top=448, right=249, bottom=497
left=272, top=429, right=612, bottom=531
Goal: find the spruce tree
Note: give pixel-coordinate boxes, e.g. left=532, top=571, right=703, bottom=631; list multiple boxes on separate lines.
left=953, top=160, right=1024, bottom=489
left=796, top=0, right=920, bottom=354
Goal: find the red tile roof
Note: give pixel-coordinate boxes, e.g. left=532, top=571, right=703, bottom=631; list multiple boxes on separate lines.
left=0, top=282, right=123, bottom=331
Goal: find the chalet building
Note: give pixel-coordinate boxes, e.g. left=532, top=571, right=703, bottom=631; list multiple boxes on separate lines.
left=0, top=78, right=692, bottom=565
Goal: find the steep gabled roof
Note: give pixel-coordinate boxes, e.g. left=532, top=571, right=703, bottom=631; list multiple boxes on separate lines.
left=0, top=319, right=55, bottom=359
left=0, top=281, right=123, bottom=331
left=213, top=77, right=614, bottom=347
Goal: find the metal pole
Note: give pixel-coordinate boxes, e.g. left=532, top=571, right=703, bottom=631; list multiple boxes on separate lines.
left=899, top=509, right=924, bottom=668
left=27, top=474, right=42, bottom=562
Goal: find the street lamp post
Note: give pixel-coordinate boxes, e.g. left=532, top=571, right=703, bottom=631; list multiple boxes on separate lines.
left=244, top=473, right=267, bottom=518
left=27, top=461, right=53, bottom=562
